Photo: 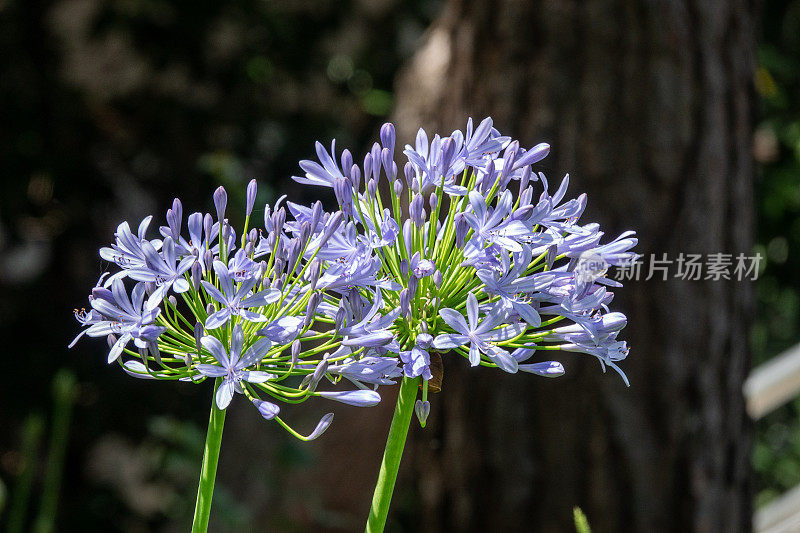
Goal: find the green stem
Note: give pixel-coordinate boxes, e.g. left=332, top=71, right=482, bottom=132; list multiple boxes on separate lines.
left=33, top=369, right=77, bottom=533
left=191, top=378, right=227, bottom=533
left=366, top=376, right=420, bottom=533
left=7, top=414, right=45, bottom=533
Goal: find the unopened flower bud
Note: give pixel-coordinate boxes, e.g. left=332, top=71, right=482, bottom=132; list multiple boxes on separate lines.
left=303, top=355, right=329, bottom=392
left=166, top=205, right=181, bottom=240
left=410, top=193, right=425, bottom=228
left=399, top=259, right=409, bottom=278
left=299, top=222, right=311, bottom=245
left=341, top=149, right=353, bottom=177
left=455, top=212, right=468, bottom=249
left=371, top=143, right=381, bottom=181
left=367, top=178, right=377, bottom=198
left=168, top=295, right=177, bottom=308
left=191, top=261, right=202, bottom=291
left=203, top=213, right=213, bottom=241
left=382, top=147, right=396, bottom=180
left=334, top=307, right=346, bottom=334
left=429, top=192, right=438, bottom=211
left=306, top=413, right=334, bottom=440
left=319, top=212, right=343, bottom=246
left=304, top=293, right=321, bottom=328
left=206, top=303, right=215, bottom=316
left=501, top=141, right=519, bottom=181
left=415, top=399, right=431, bottom=427
left=393, top=179, right=403, bottom=196
left=520, top=165, right=532, bottom=192
left=310, top=201, right=323, bottom=230
left=291, top=339, right=301, bottom=365
left=440, top=138, right=456, bottom=176
left=271, top=208, right=286, bottom=234
left=403, top=220, right=413, bottom=254
left=248, top=228, right=258, bottom=244
left=363, top=153, right=372, bottom=184
left=172, top=197, right=182, bottom=219
left=194, top=322, right=204, bottom=354
left=203, top=250, right=214, bottom=273
left=512, top=142, right=550, bottom=171
left=403, top=162, right=414, bottom=188
left=213, top=186, right=227, bottom=222
left=380, top=122, right=395, bottom=158
left=349, top=164, right=362, bottom=191
left=433, top=270, right=443, bottom=288
left=399, top=289, right=410, bottom=318
left=246, top=178, right=257, bottom=217
left=273, top=259, right=285, bottom=279
left=286, top=240, right=302, bottom=275
left=307, top=259, right=321, bottom=292
left=244, top=241, right=254, bottom=256
left=254, top=399, right=280, bottom=420
left=221, top=221, right=230, bottom=244
left=408, top=276, right=418, bottom=297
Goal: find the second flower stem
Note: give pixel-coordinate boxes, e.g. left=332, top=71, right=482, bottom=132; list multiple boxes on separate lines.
left=192, top=377, right=227, bottom=533
left=366, top=375, right=420, bottom=533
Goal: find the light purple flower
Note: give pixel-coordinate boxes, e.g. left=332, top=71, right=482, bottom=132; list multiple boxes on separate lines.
left=74, top=279, right=166, bottom=362
left=464, top=190, right=529, bottom=253
left=292, top=140, right=347, bottom=188
left=253, top=398, right=280, bottom=420
left=409, top=252, right=436, bottom=279
left=196, top=324, right=275, bottom=409
left=257, top=316, right=304, bottom=344
left=432, top=292, right=525, bottom=370
left=201, top=260, right=280, bottom=329
left=328, top=355, right=402, bottom=386
left=399, top=333, right=433, bottom=380
left=127, top=237, right=194, bottom=305
left=100, top=217, right=159, bottom=273
left=227, top=249, right=258, bottom=282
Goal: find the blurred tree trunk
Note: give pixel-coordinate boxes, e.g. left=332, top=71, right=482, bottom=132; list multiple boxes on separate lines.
left=393, top=1, right=756, bottom=532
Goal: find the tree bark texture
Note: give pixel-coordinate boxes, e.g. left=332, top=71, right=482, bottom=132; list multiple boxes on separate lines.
left=393, top=1, right=756, bottom=532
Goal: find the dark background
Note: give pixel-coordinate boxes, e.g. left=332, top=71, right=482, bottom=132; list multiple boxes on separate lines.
left=0, top=0, right=798, bottom=531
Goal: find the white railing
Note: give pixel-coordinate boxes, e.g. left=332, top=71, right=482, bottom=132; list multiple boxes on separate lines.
left=745, top=342, right=800, bottom=533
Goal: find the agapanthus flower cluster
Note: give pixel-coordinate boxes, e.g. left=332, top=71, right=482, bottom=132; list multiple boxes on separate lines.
left=72, top=116, right=637, bottom=438
left=71, top=181, right=394, bottom=440
left=290, top=117, right=637, bottom=423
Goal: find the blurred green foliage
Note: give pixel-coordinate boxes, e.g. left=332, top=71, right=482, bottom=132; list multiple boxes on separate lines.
left=753, top=0, right=800, bottom=508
